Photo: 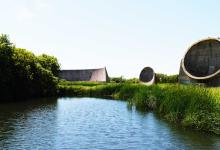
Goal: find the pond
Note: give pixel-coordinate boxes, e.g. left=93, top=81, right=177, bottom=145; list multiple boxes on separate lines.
left=0, top=97, right=219, bottom=149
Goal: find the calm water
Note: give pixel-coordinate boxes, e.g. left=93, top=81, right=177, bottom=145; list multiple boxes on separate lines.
left=0, top=98, right=220, bottom=150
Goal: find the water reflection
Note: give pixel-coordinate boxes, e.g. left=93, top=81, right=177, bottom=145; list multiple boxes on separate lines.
left=0, top=98, right=58, bottom=149
left=0, top=97, right=219, bottom=149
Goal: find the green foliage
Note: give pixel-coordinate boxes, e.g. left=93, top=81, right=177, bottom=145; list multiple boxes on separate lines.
left=38, top=54, right=60, bottom=76
left=0, top=34, right=12, bottom=46
left=58, top=81, right=121, bottom=98
left=0, top=34, right=60, bottom=101
left=110, top=76, right=126, bottom=83
left=156, top=73, right=178, bottom=83
left=59, top=80, right=102, bottom=87
left=0, top=35, right=15, bottom=100
left=110, top=77, right=140, bottom=84
left=125, top=78, right=140, bottom=83
left=110, top=74, right=177, bottom=84
left=157, top=85, right=220, bottom=134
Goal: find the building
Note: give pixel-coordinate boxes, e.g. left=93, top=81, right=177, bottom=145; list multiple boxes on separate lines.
left=179, top=38, right=220, bottom=87
left=59, top=67, right=109, bottom=82
left=139, top=67, right=155, bottom=85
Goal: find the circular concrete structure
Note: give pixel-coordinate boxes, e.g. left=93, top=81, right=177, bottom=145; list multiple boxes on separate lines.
left=139, top=67, right=155, bottom=85
left=182, top=38, right=220, bottom=80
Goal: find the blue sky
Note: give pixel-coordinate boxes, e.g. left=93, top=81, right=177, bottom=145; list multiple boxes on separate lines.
left=1, top=0, right=220, bottom=78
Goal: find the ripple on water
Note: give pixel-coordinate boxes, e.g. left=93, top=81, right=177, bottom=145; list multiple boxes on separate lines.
left=0, top=97, right=219, bottom=150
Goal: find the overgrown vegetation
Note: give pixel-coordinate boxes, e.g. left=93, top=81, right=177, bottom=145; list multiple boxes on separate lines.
left=58, top=81, right=220, bottom=135
left=0, top=34, right=60, bottom=101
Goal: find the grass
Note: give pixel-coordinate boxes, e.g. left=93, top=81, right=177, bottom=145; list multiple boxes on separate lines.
left=58, top=81, right=220, bottom=135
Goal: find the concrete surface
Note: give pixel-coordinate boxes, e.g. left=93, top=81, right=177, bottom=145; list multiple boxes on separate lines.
left=139, top=67, right=155, bottom=85
left=179, top=38, right=220, bottom=87
left=59, top=67, right=109, bottom=82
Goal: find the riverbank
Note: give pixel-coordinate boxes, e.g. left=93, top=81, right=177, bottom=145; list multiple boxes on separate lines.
left=58, top=81, right=220, bottom=135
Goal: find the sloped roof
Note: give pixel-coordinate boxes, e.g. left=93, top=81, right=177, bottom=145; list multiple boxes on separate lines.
left=59, top=67, right=109, bottom=82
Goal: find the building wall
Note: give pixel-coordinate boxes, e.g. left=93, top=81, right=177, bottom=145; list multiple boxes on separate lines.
left=179, top=38, right=220, bottom=87
left=139, top=67, right=155, bottom=85
left=184, top=39, right=220, bottom=77
left=179, top=60, right=192, bottom=84
left=59, top=68, right=109, bottom=82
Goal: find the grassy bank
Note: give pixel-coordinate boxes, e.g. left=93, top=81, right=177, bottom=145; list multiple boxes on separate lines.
left=58, top=80, right=220, bottom=135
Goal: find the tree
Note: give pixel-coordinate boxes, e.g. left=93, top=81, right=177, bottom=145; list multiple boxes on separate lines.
left=0, top=34, right=60, bottom=101
left=0, top=34, right=12, bottom=46
left=38, top=54, right=60, bottom=76
left=0, top=34, right=14, bottom=100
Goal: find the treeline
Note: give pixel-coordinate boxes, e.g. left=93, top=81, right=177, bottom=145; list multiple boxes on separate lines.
left=156, top=73, right=178, bottom=83
left=110, top=74, right=178, bottom=84
left=110, top=77, right=140, bottom=83
left=0, top=34, right=60, bottom=101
